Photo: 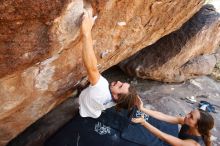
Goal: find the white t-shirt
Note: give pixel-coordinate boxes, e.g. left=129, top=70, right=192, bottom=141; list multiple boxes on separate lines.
left=79, top=75, right=115, bottom=118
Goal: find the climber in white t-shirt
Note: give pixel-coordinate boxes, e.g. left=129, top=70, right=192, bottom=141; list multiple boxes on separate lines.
left=79, top=9, right=139, bottom=118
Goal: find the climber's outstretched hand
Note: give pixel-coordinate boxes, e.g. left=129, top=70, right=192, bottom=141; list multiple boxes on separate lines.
left=81, top=9, right=96, bottom=36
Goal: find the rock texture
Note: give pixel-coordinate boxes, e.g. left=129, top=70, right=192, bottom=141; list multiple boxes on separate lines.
left=211, top=47, right=220, bottom=81
left=120, top=5, right=220, bottom=82
left=0, top=0, right=204, bottom=145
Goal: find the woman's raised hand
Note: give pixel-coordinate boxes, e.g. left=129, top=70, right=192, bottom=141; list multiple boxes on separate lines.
left=136, top=96, right=144, bottom=111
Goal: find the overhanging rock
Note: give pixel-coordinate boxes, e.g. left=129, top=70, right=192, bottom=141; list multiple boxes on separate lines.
left=120, top=4, right=220, bottom=82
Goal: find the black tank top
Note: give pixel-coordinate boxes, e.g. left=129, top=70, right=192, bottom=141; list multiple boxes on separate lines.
left=178, top=124, right=205, bottom=146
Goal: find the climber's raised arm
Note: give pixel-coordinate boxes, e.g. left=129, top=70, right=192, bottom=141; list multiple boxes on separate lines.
left=81, top=10, right=100, bottom=85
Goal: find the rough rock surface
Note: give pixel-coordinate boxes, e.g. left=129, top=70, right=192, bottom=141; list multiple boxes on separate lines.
left=211, top=47, right=220, bottom=81
left=0, top=0, right=204, bottom=145
left=120, top=5, right=220, bottom=82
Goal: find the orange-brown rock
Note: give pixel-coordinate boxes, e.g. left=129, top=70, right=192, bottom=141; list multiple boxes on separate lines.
left=120, top=5, right=220, bottom=82
left=0, top=0, right=204, bottom=145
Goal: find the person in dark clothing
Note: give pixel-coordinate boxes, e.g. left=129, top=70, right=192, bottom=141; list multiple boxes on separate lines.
left=132, top=97, right=214, bottom=146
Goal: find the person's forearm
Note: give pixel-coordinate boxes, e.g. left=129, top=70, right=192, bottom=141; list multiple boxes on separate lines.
left=142, top=121, right=164, bottom=139
left=82, top=32, right=98, bottom=72
left=142, top=122, right=182, bottom=146
left=141, top=108, right=168, bottom=121
left=140, top=108, right=182, bottom=124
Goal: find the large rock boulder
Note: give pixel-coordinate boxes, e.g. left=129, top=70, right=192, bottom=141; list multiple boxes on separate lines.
left=0, top=0, right=204, bottom=145
left=120, top=5, right=220, bottom=82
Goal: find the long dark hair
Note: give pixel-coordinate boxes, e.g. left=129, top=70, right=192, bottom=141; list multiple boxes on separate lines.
left=197, top=109, right=214, bottom=146
left=115, top=85, right=139, bottom=114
